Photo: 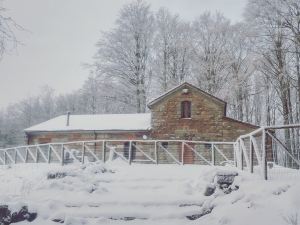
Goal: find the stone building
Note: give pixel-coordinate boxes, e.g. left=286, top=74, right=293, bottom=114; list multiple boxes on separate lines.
left=25, top=82, right=258, bottom=144
left=25, top=82, right=258, bottom=164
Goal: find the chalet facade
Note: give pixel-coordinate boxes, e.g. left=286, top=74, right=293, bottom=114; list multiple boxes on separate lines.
left=25, top=82, right=258, bottom=145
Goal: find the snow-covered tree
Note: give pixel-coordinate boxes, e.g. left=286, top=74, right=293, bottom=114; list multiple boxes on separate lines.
left=152, top=8, right=192, bottom=92
left=191, top=12, right=232, bottom=94
left=225, top=23, right=255, bottom=122
left=94, top=0, right=154, bottom=113
left=0, top=3, right=20, bottom=60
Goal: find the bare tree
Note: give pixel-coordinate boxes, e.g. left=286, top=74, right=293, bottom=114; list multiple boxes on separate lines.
left=80, top=73, right=102, bottom=114
left=226, top=23, right=255, bottom=121
left=153, top=8, right=192, bottom=92
left=95, top=0, right=154, bottom=113
left=246, top=0, right=296, bottom=158
left=0, top=4, right=21, bottom=60
left=191, top=12, right=232, bottom=94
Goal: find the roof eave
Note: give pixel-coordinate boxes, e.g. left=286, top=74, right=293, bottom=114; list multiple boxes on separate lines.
left=25, top=129, right=152, bottom=134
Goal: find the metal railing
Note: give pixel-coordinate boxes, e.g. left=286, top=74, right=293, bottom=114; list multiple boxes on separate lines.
left=2, top=125, right=300, bottom=180
left=235, top=124, right=300, bottom=180
left=0, top=140, right=235, bottom=166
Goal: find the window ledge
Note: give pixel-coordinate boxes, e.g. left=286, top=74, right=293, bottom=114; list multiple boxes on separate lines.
left=181, top=118, right=192, bottom=120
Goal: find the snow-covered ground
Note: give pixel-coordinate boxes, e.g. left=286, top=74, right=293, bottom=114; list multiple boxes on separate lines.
left=0, top=160, right=299, bottom=225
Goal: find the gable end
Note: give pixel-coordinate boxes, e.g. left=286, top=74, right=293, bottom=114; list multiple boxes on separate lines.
left=148, top=82, right=227, bottom=116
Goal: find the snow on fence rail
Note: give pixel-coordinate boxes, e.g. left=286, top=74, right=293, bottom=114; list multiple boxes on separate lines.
left=0, top=140, right=235, bottom=167
left=235, top=124, right=300, bottom=180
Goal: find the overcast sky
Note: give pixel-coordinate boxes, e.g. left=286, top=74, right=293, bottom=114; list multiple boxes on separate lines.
left=0, top=0, right=247, bottom=109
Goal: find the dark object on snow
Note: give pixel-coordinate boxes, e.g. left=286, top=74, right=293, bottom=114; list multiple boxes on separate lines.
left=0, top=205, right=11, bottom=225
left=11, top=206, right=37, bottom=223
left=215, top=171, right=238, bottom=186
left=179, top=203, right=203, bottom=207
left=120, top=217, right=136, bottom=221
left=204, top=184, right=216, bottom=196
left=88, top=185, right=97, bottom=193
left=47, top=172, right=67, bottom=179
left=109, top=216, right=147, bottom=221
left=0, top=205, right=37, bottom=225
left=52, top=218, right=64, bottom=223
left=186, top=207, right=213, bottom=220
left=222, top=185, right=239, bottom=194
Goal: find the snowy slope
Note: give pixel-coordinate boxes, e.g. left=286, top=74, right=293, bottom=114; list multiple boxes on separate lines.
left=0, top=161, right=299, bottom=225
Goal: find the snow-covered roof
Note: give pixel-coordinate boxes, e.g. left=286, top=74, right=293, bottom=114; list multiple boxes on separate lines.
left=25, top=113, right=152, bottom=132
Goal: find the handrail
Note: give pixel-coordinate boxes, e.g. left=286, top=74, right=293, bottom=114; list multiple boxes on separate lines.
left=234, top=124, right=300, bottom=180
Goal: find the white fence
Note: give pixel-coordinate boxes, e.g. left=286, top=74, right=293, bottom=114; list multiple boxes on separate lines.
left=1, top=124, right=300, bottom=180
left=0, top=140, right=235, bottom=166
left=235, top=124, right=300, bottom=180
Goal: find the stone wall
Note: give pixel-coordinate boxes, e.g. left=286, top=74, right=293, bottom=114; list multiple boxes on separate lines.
left=149, top=85, right=257, bottom=142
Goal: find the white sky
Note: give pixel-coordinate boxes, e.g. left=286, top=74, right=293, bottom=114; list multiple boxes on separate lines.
left=0, top=0, right=247, bottom=109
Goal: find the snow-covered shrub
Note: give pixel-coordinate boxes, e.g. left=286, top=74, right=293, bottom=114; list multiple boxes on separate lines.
left=204, top=170, right=239, bottom=196
left=0, top=205, right=37, bottom=225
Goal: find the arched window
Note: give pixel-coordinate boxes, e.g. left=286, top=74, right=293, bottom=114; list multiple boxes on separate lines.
left=181, top=101, right=191, bottom=118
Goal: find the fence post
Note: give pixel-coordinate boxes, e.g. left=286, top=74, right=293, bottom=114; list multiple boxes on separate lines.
left=155, top=141, right=158, bottom=165
left=211, top=144, right=215, bottom=166
left=25, top=148, right=28, bottom=163
left=48, top=145, right=51, bottom=163
left=181, top=142, right=185, bottom=165
left=14, top=149, right=17, bottom=164
left=128, top=141, right=132, bottom=165
left=233, top=143, right=237, bottom=167
left=102, top=141, right=106, bottom=163
left=262, top=128, right=267, bottom=180
left=250, top=137, right=254, bottom=173
left=35, top=147, right=39, bottom=163
left=240, top=140, right=244, bottom=170
left=4, top=151, right=6, bottom=165
left=61, top=144, right=64, bottom=166
left=82, top=142, right=85, bottom=164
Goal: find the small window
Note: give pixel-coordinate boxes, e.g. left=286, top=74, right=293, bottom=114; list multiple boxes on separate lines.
left=181, top=101, right=191, bottom=118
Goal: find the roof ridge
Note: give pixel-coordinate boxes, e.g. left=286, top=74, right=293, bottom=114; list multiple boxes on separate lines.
left=147, top=82, right=226, bottom=108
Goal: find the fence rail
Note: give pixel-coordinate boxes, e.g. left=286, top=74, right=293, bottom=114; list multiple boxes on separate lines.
left=0, top=140, right=235, bottom=166
left=2, top=124, right=300, bottom=180
left=235, top=124, right=300, bottom=180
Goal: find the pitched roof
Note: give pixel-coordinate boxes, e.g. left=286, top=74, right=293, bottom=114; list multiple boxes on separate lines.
left=25, top=113, right=151, bottom=133
left=147, top=82, right=226, bottom=108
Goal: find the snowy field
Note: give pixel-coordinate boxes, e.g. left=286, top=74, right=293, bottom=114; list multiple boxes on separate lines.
left=0, top=161, right=300, bottom=225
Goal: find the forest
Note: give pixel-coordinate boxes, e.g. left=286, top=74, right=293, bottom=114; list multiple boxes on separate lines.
left=0, top=0, right=300, bottom=147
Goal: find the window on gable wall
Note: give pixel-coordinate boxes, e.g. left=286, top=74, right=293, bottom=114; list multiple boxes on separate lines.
left=181, top=101, right=191, bottom=118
